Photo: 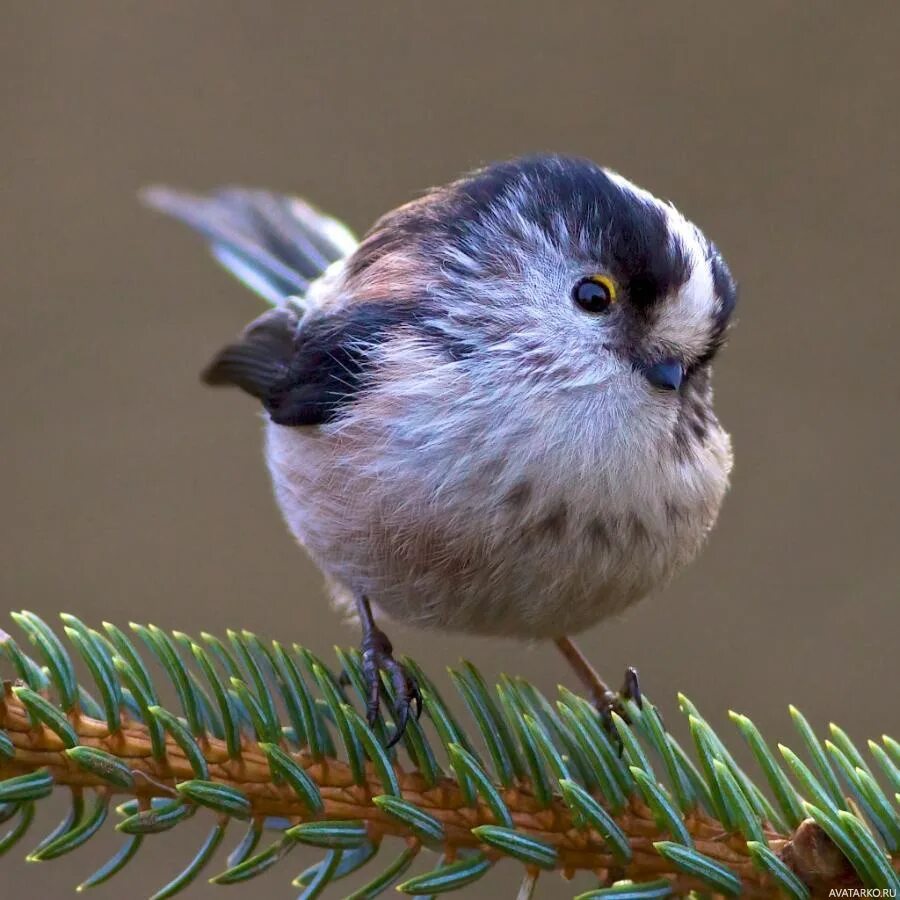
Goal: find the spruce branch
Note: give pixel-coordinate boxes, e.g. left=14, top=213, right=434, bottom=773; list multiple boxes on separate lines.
left=0, top=612, right=897, bottom=898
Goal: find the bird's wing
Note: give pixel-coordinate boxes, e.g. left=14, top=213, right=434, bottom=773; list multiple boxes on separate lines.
left=203, top=301, right=413, bottom=427
left=142, top=186, right=358, bottom=305
left=144, top=185, right=400, bottom=427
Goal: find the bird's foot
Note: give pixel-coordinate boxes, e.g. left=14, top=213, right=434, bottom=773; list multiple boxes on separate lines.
left=360, top=622, right=422, bottom=748
left=554, top=637, right=643, bottom=747
left=593, top=667, right=642, bottom=748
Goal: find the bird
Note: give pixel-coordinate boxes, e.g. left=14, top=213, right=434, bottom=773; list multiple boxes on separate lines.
left=144, top=154, right=736, bottom=745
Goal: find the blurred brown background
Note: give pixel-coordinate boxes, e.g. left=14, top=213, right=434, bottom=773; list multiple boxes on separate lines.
left=3, top=2, right=898, bottom=897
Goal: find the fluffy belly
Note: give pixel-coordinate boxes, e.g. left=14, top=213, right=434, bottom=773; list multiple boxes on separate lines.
left=264, top=416, right=730, bottom=639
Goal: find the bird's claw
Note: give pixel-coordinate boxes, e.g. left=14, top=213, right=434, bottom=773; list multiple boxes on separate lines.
left=622, top=665, right=642, bottom=709
left=361, top=628, right=422, bottom=748
left=594, top=666, right=642, bottom=754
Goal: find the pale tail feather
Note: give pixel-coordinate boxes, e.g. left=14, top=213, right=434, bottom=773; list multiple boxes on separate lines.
left=142, top=185, right=357, bottom=305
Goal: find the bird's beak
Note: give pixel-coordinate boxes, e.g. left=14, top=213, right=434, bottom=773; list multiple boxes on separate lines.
left=640, top=358, right=684, bottom=391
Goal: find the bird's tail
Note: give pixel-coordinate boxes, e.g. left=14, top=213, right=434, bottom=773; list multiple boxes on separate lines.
left=141, top=186, right=358, bottom=305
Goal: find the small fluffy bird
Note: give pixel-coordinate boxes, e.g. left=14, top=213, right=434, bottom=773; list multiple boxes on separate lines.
left=145, top=155, right=736, bottom=743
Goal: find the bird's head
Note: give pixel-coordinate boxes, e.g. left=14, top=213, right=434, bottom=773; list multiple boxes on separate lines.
left=343, top=155, right=736, bottom=409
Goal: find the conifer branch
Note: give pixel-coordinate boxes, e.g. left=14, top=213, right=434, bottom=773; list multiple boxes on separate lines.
left=0, top=612, right=897, bottom=898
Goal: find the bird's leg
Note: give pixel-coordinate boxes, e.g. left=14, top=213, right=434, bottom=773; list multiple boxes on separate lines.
left=357, top=595, right=422, bottom=747
left=554, top=636, right=642, bottom=732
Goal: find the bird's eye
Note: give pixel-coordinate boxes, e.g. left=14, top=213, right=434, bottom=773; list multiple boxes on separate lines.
left=573, top=275, right=616, bottom=314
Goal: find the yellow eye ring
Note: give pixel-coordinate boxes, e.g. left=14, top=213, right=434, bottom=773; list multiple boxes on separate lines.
left=590, top=275, right=617, bottom=301
left=573, top=275, right=617, bottom=313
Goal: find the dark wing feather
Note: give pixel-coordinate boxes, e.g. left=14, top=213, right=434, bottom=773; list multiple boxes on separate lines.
left=205, top=302, right=416, bottom=427
left=202, top=307, right=297, bottom=400
left=265, top=303, right=416, bottom=426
